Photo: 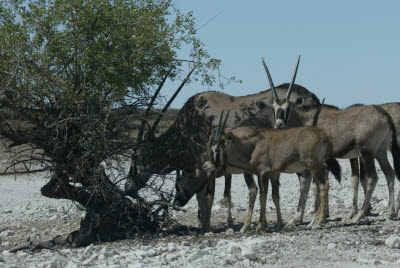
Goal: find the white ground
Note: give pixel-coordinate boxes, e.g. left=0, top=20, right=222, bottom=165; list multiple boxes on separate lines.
left=1, top=159, right=400, bottom=267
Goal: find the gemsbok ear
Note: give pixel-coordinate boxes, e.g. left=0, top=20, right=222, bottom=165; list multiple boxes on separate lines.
left=294, top=97, right=305, bottom=107
left=256, top=101, right=266, bottom=110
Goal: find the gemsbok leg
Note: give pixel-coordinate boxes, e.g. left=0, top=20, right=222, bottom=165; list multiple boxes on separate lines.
left=201, top=171, right=259, bottom=231
left=308, top=164, right=330, bottom=228
left=349, top=143, right=395, bottom=220
left=270, top=172, right=283, bottom=230
left=223, top=174, right=234, bottom=227
left=352, top=150, right=379, bottom=223
left=359, top=159, right=372, bottom=215
left=348, top=158, right=360, bottom=219
left=311, top=167, right=331, bottom=220
left=256, top=173, right=269, bottom=233
left=284, top=171, right=313, bottom=229
left=240, top=173, right=258, bottom=233
left=204, top=175, right=216, bottom=230
left=396, top=189, right=400, bottom=216
left=375, top=145, right=396, bottom=219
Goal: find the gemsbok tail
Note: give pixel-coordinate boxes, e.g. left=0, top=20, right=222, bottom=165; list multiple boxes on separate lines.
left=389, top=123, right=400, bottom=181
left=325, top=158, right=342, bottom=183
left=324, top=138, right=341, bottom=183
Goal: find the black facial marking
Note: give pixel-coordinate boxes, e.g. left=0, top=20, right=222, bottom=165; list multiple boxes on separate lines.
left=214, top=146, right=221, bottom=167
left=276, top=109, right=284, bottom=120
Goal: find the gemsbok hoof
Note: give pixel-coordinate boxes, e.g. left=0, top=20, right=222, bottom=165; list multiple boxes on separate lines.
left=275, top=224, right=283, bottom=232
left=347, top=209, right=357, bottom=220
left=283, top=222, right=297, bottom=230
left=256, top=223, right=266, bottom=233
left=240, top=225, right=250, bottom=233
left=306, top=219, right=315, bottom=229
left=386, top=212, right=396, bottom=221
left=351, top=214, right=363, bottom=224
left=311, top=224, right=322, bottom=230
left=284, top=216, right=301, bottom=230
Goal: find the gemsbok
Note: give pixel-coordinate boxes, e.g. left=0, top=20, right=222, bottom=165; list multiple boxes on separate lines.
left=202, top=113, right=341, bottom=230
left=262, top=58, right=400, bottom=223
left=129, top=58, right=321, bottom=230
left=347, top=102, right=400, bottom=219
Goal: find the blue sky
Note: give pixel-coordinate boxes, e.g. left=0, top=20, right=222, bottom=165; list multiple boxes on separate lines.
left=166, top=0, right=400, bottom=108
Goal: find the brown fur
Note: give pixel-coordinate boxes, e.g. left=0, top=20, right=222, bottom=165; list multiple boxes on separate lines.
left=379, top=103, right=400, bottom=216
left=351, top=103, right=400, bottom=218
left=203, top=126, right=333, bottom=230
left=137, top=83, right=321, bottom=230
left=272, top=100, right=400, bottom=222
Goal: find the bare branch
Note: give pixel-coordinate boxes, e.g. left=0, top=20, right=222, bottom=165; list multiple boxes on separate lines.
left=147, top=200, right=187, bottom=212
left=25, top=61, right=66, bottom=91
left=8, top=234, right=73, bottom=253
left=0, top=167, right=48, bottom=176
left=195, top=11, right=223, bottom=32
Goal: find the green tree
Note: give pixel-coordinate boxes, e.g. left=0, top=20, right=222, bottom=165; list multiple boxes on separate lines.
left=0, top=0, right=222, bottom=248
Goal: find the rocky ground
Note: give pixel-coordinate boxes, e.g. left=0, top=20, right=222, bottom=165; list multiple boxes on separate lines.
left=1, top=159, right=400, bottom=267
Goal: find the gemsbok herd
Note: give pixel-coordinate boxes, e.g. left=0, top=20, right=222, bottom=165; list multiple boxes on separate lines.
left=128, top=56, right=400, bottom=233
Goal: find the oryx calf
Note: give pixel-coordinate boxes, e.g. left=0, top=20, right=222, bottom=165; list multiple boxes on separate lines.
left=203, top=124, right=341, bottom=230
left=204, top=114, right=280, bottom=232
left=200, top=110, right=261, bottom=232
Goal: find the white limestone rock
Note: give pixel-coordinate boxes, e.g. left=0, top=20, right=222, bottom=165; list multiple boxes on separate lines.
left=225, top=228, right=234, bottom=234
left=0, top=230, right=15, bottom=237
left=327, top=243, right=336, bottom=249
left=64, top=260, right=80, bottom=268
left=240, top=246, right=257, bottom=261
left=385, top=235, right=400, bottom=248
left=83, top=243, right=94, bottom=254
left=47, top=254, right=64, bottom=268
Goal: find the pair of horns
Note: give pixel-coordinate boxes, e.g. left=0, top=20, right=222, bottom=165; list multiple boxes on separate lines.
left=214, top=110, right=230, bottom=141
left=261, top=55, right=301, bottom=101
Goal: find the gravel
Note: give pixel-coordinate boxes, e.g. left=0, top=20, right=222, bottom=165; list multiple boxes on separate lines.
left=1, top=158, right=400, bottom=267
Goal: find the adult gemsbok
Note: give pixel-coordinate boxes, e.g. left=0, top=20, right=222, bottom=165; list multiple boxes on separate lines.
left=347, top=102, right=400, bottom=219
left=202, top=112, right=341, bottom=230
left=262, top=59, right=400, bottom=223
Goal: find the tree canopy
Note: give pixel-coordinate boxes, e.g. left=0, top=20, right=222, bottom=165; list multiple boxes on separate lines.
left=0, top=0, right=221, bottom=173
left=0, top=0, right=225, bottom=246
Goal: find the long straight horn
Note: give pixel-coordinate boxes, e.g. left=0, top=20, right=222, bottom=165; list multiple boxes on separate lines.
left=261, top=57, right=279, bottom=101
left=286, top=55, right=301, bottom=100
left=215, top=110, right=224, bottom=141
left=216, top=110, right=230, bottom=141
left=221, top=110, right=230, bottom=134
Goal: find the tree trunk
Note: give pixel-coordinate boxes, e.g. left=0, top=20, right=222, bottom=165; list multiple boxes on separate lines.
left=37, top=170, right=159, bottom=248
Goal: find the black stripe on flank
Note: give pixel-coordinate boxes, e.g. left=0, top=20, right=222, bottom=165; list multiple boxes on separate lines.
left=334, top=139, right=356, bottom=158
